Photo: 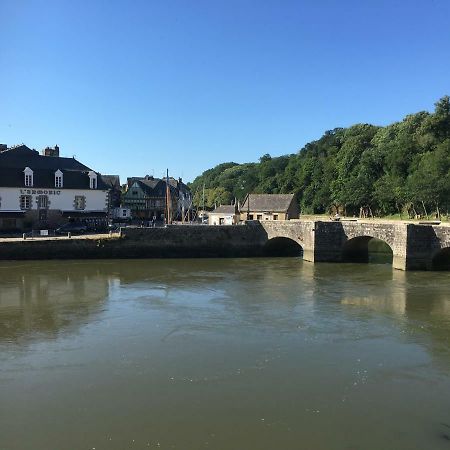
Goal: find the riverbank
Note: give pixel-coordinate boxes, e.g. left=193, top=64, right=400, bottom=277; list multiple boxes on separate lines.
left=300, top=214, right=450, bottom=225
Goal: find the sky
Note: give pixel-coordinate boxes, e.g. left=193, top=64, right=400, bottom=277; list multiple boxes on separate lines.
left=1, top=0, right=449, bottom=183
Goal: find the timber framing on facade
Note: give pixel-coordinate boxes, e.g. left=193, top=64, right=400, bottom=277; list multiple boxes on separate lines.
left=123, top=175, right=192, bottom=222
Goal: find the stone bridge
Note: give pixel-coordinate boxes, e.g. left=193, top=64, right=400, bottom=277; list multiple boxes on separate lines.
left=0, top=220, right=449, bottom=270
left=259, top=220, right=450, bottom=271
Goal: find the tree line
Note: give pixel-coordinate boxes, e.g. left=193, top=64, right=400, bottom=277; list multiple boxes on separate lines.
left=189, top=96, right=450, bottom=219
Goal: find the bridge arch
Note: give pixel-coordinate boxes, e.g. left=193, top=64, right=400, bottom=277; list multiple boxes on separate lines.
left=342, top=236, right=393, bottom=264
left=263, top=237, right=303, bottom=257
left=431, top=247, right=450, bottom=270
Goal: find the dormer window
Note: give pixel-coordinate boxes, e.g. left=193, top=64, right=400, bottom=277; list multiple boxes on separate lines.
left=24, top=167, right=33, bottom=187
left=55, top=170, right=63, bottom=188
left=88, top=171, right=97, bottom=189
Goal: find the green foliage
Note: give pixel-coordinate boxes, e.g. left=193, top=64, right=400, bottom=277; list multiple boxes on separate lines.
left=189, top=97, right=450, bottom=217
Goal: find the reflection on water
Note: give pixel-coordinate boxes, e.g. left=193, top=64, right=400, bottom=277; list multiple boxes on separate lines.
left=0, top=258, right=449, bottom=450
left=0, top=262, right=109, bottom=342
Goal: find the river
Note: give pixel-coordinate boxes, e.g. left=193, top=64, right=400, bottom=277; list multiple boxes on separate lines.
left=0, top=258, right=449, bottom=450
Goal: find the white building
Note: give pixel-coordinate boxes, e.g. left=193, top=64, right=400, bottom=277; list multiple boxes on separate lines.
left=0, top=144, right=109, bottom=231
left=208, top=205, right=239, bottom=225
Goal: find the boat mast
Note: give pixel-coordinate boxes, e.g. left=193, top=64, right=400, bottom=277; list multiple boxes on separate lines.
left=202, top=183, right=205, bottom=222
left=165, top=169, right=171, bottom=225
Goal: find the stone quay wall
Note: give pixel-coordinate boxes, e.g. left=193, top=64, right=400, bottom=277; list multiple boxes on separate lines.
left=0, top=223, right=269, bottom=261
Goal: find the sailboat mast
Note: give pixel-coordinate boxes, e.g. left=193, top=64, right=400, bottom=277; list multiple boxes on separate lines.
left=165, top=169, right=171, bottom=225
left=202, top=183, right=205, bottom=222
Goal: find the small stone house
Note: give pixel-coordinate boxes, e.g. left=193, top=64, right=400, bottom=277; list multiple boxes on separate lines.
left=239, top=193, right=299, bottom=221
left=208, top=204, right=239, bottom=225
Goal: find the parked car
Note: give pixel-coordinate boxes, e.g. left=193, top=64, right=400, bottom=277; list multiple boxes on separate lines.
left=55, top=222, right=88, bottom=235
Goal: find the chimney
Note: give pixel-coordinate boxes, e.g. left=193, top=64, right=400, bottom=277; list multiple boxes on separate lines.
left=42, top=145, right=60, bottom=157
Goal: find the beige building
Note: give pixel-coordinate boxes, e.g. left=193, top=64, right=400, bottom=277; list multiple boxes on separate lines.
left=208, top=204, right=239, bottom=225
left=239, top=193, right=299, bottom=221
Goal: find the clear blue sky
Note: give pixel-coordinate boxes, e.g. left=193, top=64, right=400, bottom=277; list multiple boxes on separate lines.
left=1, top=0, right=449, bottom=183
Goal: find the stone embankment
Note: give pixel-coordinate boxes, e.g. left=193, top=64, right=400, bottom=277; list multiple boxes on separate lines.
left=0, top=224, right=267, bottom=260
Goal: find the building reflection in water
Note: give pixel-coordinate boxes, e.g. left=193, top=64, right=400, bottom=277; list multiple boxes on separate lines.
left=0, top=261, right=111, bottom=343
left=340, top=269, right=407, bottom=315
left=338, top=267, right=450, bottom=321
left=0, top=258, right=448, bottom=349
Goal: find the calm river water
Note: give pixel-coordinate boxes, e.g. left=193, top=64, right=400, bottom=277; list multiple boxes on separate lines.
left=0, top=258, right=449, bottom=450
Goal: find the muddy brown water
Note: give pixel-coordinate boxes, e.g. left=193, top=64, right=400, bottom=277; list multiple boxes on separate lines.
left=0, top=258, right=449, bottom=449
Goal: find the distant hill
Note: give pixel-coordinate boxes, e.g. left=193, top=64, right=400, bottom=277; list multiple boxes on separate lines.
left=189, top=96, right=450, bottom=218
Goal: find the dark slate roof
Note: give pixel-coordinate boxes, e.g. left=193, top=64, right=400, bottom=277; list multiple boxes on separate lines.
left=127, top=176, right=158, bottom=188
left=212, top=205, right=238, bottom=214
left=240, top=194, right=296, bottom=213
left=0, top=145, right=108, bottom=189
left=139, top=178, right=161, bottom=190
left=100, top=175, right=121, bottom=189
left=127, top=176, right=191, bottom=197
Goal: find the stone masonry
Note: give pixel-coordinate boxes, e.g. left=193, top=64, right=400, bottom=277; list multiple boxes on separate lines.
left=0, top=220, right=448, bottom=270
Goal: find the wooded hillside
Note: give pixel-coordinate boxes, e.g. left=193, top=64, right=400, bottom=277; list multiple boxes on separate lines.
left=189, top=97, right=450, bottom=218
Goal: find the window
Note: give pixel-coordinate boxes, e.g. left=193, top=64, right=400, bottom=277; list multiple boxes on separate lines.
left=74, top=196, right=86, bottom=210
left=273, top=214, right=278, bottom=220
left=248, top=214, right=254, bottom=220
left=24, top=167, right=33, bottom=186
left=55, top=170, right=63, bottom=188
left=20, top=195, right=32, bottom=210
left=37, top=195, right=48, bottom=209
left=88, top=171, right=97, bottom=189
left=257, top=214, right=262, bottom=221
left=122, top=209, right=128, bottom=217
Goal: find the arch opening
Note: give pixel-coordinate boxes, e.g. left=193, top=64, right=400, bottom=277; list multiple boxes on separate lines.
left=431, top=247, right=450, bottom=271
left=263, top=237, right=303, bottom=257
left=342, top=236, right=393, bottom=265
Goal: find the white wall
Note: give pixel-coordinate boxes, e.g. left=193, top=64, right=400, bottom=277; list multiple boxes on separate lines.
left=209, top=214, right=236, bottom=225
left=0, top=187, right=108, bottom=212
